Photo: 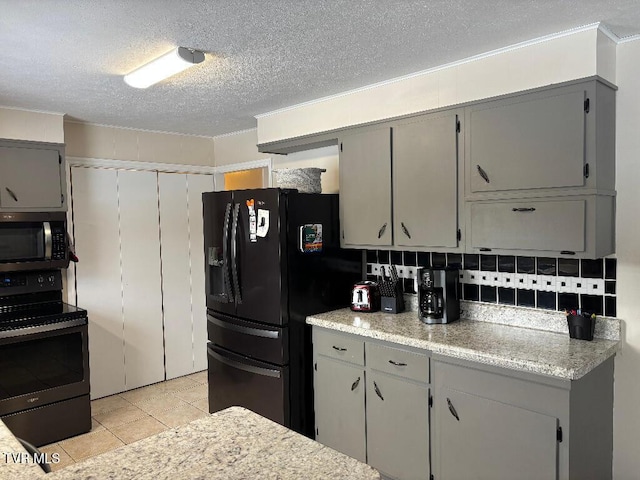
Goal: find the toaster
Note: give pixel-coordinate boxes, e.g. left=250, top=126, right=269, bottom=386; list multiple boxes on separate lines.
left=351, top=281, right=381, bottom=312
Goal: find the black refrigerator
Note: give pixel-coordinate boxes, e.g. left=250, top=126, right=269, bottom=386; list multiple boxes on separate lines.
left=203, top=188, right=362, bottom=438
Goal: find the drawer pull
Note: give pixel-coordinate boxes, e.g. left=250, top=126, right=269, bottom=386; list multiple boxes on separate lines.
left=351, top=376, right=361, bottom=391
left=378, top=223, right=387, bottom=239
left=388, top=360, right=407, bottom=367
left=477, top=165, right=490, bottom=183
left=512, top=207, right=536, bottom=212
left=374, top=381, right=384, bottom=401
left=332, top=346, right=347, bottom=352
left=447, top=398, right=460, bottom=421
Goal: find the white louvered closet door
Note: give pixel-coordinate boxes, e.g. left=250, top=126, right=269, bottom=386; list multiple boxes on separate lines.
left=118, top=170, right=165, bottom=390
left=187, top=174, right=214, bottom=372
left=71, top=167, right=126, bottom=399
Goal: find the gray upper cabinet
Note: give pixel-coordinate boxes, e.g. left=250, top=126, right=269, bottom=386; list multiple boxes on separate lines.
left=393, top=111, right=460, bottom=249
left=0, top=139, right=66, bottom=211
left=464, top=78, right=616, bottom=199
left=339, top=128, right=392, bottom=247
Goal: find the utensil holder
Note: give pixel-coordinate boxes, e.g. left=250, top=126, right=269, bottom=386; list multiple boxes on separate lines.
left=567, top=313, right=595, bottom=341
left=381, top=295, right=404, bottom=314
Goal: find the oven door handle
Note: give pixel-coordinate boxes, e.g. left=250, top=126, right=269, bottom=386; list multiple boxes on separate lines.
left=43, top=221, right=52, bottom=260
left=207, top=346, right=281, bottom=378
left=0, top=318, right=87, bottom=339
left=207, top=314, right=280, bottom=339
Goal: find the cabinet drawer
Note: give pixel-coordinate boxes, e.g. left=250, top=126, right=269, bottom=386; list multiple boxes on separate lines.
left=366, top=342, right=429, bottom=383
left=470, top=198, right=585, bottom=253
left=313, top=329, right=364, bottom=366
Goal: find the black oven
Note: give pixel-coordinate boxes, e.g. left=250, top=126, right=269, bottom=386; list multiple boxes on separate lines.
left=0, top=270, right=90, bottom=447
left=0, top=212, right=69, bottom=273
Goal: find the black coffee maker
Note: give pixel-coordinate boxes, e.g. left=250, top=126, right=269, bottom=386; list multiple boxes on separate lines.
left=418, top=267, right=460, bottom=324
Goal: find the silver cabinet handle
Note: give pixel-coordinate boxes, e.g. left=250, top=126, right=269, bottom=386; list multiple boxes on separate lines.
left=512, top=207, right=536, bottom=212
left=447, top=398, right=460, bottom=421
left=378, top=223, right=387, bottom=239
left=332, top=346, right=347, bottom=352
left=388, top=360, right=407, bottom=366
left=5, top=187, right=18, bottom=202
left=351, top=376, right=361, bottom=391
left=477, top=165, right=490, bottom=183
left=374, top=381, right=384, bottom=401
left=401, top=222, right=411, bottom=239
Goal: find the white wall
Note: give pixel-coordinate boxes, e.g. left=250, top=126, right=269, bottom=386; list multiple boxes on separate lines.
left=0, top=106, right=64, bottom=142
left=612, top=37, right=640, bottom=480
left=256, top=26, right=619, bottom=144
left=213, top=128, right=277, bottom=167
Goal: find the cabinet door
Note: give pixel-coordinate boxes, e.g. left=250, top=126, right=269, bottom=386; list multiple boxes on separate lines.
left=314, top=356, right=366, bottom=462
left=434, top=386, right=557, bottom=480
left=0, top=145, right=63, bottom=209
left=393, top=112, right=459, bottom=248
left=469, top=198, right=585, bottom=253
left=366, top=371, right=430, bottom=480
left=339, top=128, right=392, bottom=246
left=467, top=88, right=586, bottom=193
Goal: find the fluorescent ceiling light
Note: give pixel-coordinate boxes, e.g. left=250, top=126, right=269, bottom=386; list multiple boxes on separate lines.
left=124, top=47, right=205, bottom=88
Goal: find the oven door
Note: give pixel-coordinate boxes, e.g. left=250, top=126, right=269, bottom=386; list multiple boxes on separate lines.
left=0, top=321, right=90, bottom=416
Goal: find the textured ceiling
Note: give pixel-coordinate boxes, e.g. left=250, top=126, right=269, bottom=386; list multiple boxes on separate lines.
left=1, top=1, right=639, bottom=137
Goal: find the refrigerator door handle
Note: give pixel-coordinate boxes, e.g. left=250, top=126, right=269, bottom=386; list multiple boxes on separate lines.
left=208, top=346, right=281, bottom=378
left=230, top=202, right=242, bottom=304
left=222, top=202, right=234, bottom=303
left=207, top=314, right=280, bottom=339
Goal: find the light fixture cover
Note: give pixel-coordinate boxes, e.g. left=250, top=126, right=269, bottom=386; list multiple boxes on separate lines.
left=124, top=47, right=205, bottom=89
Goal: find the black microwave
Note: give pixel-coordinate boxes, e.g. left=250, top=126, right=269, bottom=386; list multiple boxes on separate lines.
left=0, top=212, right=69, bottom=272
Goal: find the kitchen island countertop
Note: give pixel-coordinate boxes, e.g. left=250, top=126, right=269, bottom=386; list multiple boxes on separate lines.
left=307, top=308, right=620, bottom=380
left=1, top=407, right=380, bottom=479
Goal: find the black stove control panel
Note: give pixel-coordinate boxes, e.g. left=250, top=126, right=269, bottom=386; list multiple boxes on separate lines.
left=0, top=270, right=62, bottom=295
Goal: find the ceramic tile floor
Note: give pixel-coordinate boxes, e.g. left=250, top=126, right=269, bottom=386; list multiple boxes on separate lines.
left=39, top=370, right=209, bottom=472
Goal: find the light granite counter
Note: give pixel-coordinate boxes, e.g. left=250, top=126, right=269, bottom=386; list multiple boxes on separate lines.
left=307, top=308, right=620, bottom=380
left=1, top=407, right=380, bottom=479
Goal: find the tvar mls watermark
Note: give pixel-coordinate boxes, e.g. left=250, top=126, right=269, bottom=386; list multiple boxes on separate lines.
left=2, top=451, right=60, bottom=465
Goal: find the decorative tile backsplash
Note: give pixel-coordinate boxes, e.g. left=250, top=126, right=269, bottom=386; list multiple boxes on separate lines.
left=366, top=251, right=617, bottom=317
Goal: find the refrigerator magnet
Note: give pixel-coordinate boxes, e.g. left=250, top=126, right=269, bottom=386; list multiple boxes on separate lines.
left=247, top=199, right=257, bottom=242
left=257, top=209, right=269, bottom=238
left=299, top=224, right=323, bottom=253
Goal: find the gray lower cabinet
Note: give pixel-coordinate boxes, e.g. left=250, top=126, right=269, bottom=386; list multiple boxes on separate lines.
left=0, top=139, right=66, bottom=211
left=432, top=356, right=614, bottom=480
left=435, top=386, right=557, bottom=480
left=366, top=371, right=430, bottom=480
left=314, top=354, right=366, bottom=462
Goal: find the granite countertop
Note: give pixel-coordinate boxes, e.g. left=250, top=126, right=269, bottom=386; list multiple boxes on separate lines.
left=307, top=308, right=620, bottom=380
left=1, top=407, right=379, bottom=479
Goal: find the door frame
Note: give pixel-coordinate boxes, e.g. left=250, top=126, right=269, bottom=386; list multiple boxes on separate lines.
left=211, top=159, right=272, bottom=191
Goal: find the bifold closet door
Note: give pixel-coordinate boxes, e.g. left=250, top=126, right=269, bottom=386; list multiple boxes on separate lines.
left=118, top=170, right=164, bottom=390
left=159, top=173, right=213, bottom=379
left=158, top=173, right=193, bottom=379
left=187, top=174, right=214, bottom=372
left=71, top=167, right=126, bottom=399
